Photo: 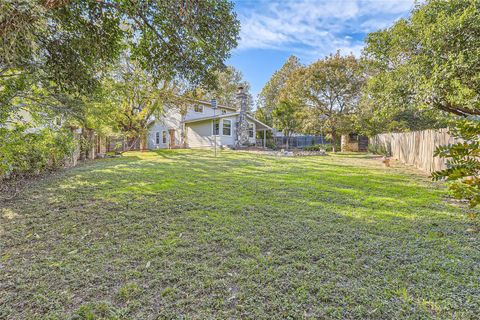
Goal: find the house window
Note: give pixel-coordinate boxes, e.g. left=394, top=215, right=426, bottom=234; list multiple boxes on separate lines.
left=222, top=119, right=231, bottom=136
left=221, top=109, right=227, bottom=115
left=248, top=123, right=254, bottom=138
left=155, top=132, right=160, bottom=144
left=212, top=119, right=219, bottom=135
left=193, top=105, right=203, bottom=113
left=162, top=131, right=167, bottom=143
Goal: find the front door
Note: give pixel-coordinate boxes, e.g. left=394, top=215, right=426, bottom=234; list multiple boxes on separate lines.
left=169, top=129, right=175, bottom=149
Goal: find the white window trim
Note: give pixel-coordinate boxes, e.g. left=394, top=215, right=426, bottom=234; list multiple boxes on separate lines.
left=222, top=119, right=232, bottom=136
left=155, top=132, right=160, bottom=144
left=193, top=105, right=204, bottom=113
left=248, top=122, right=255, bottom=138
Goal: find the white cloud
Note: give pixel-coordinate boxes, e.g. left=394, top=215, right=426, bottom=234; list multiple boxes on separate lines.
left=236, top=0, right=415, bottom=60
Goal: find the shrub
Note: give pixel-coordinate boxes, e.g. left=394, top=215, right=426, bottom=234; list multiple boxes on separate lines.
left=303, top=144, right=323, bottom=151
left=0, top=125, right=75, bottom=180
left=266, top=140, right=277, bottom=150
left=303, top=144, right=338, bottom=152
left=432, top=120, right=480, bottom=207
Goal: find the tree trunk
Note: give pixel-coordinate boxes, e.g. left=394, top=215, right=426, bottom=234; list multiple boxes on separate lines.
left=140, top=133, right=147, bottom=151
left=86, top=129, right=95, bottom=159
left=331, top=128, right=337, bottom=152
left=181, top=115, right=187, bottom=148
left=80, top=128, right=95, bottom=160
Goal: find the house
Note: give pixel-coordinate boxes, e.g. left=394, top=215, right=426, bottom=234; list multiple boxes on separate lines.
left=147, top=86, right=272, bottom=149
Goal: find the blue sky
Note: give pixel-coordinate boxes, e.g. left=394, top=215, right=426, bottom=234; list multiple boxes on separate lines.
left=226, top=0, right=416, bottom=102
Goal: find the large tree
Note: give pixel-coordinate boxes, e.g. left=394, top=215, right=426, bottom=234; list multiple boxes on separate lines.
left=0, top=0, right=240, bottom=123
left=105, top=60, right=180, bottom=151
left=286, top=52, right=364, bottom=152
left=354, top=64, right=447, bottom=136
left=363, top=0, right=480, bottom=117
left=256, top=55, right=302, bottom=126
left=363, top=0, right=480, bottom=206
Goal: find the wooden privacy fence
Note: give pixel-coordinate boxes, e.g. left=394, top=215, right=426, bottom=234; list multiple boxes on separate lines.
left=370, top=128, right=458, bottom=173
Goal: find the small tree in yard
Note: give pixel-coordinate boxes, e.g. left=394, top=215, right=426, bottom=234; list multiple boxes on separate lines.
left=271, top=100, right=304, bottom=149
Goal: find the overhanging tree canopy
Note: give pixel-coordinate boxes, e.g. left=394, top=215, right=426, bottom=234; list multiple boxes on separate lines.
left=0, top=0, right=240, bottom=122
left=363, top=0, right=480, bottom=117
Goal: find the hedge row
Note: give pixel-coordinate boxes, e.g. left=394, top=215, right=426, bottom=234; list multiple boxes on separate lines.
left=0, top=126, right=75, bottom=180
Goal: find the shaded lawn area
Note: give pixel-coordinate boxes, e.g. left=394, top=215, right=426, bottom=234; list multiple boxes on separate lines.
left=1, top=150, right=479, bottom=319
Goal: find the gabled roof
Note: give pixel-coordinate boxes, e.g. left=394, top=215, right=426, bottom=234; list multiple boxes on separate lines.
left=183, top=113, right=239, bottom=124
left=183, top=113, right=273, bottom=130
left=246, top=114, right=273, bottom=130
left=183, top=98, right=237, bottom=111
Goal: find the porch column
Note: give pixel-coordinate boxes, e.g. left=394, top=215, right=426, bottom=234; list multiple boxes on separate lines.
left=263, top=129, right=266, bottom=148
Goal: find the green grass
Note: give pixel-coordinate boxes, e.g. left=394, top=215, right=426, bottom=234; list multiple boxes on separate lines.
left=1, top=150, right=479, bottom=319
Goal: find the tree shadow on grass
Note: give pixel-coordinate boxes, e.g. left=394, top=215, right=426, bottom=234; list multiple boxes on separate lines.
left=1, top=150, right=479, bottom=319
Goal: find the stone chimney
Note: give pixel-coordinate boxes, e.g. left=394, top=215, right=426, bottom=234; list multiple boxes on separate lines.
left=235, top=85, right=250, bottom=147
left=237, top=85, right=247, bottom=113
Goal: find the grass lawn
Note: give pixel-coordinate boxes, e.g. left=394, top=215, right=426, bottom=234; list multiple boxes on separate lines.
left=1, top=150, right=479, bottom=319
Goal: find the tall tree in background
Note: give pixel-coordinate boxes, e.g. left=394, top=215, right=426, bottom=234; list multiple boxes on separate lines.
left=362, top=0, right=480, bottom=206
left=256, top=56, right=302, bottom=126
left=271, top=100, right=304, bottom=149
left=286, top=52, right=364, bottom=152
left=363, top=0, right=480, bottom=117
left=202, top=66, right=253, bottom=110
left=361, top=0, right=480, bottom=124
left=354, top=59, right=447, bottom=136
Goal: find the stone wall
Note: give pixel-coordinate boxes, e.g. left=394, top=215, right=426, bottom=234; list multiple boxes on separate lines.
left=341, top=134, right=359, bottom=152
left=341, top=134, right=368, bottom=152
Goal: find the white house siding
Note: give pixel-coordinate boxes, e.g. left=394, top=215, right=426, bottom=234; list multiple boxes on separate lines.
left=147, top=101, right=265, bottom=149
left=185, top=116, right=237, bottom=148
left=184, top=116, right=260, bottom=148
left=148, top=107, right=182, bottom=149
left=185, top=120, right=216, bottom=148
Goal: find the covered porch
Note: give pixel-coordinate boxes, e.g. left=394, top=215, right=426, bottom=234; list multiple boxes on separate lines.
left=246, top=115, right=273, bottom=149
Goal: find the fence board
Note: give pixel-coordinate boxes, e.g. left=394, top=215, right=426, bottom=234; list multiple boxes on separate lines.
left=370, top=128, right=457, bottom=173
